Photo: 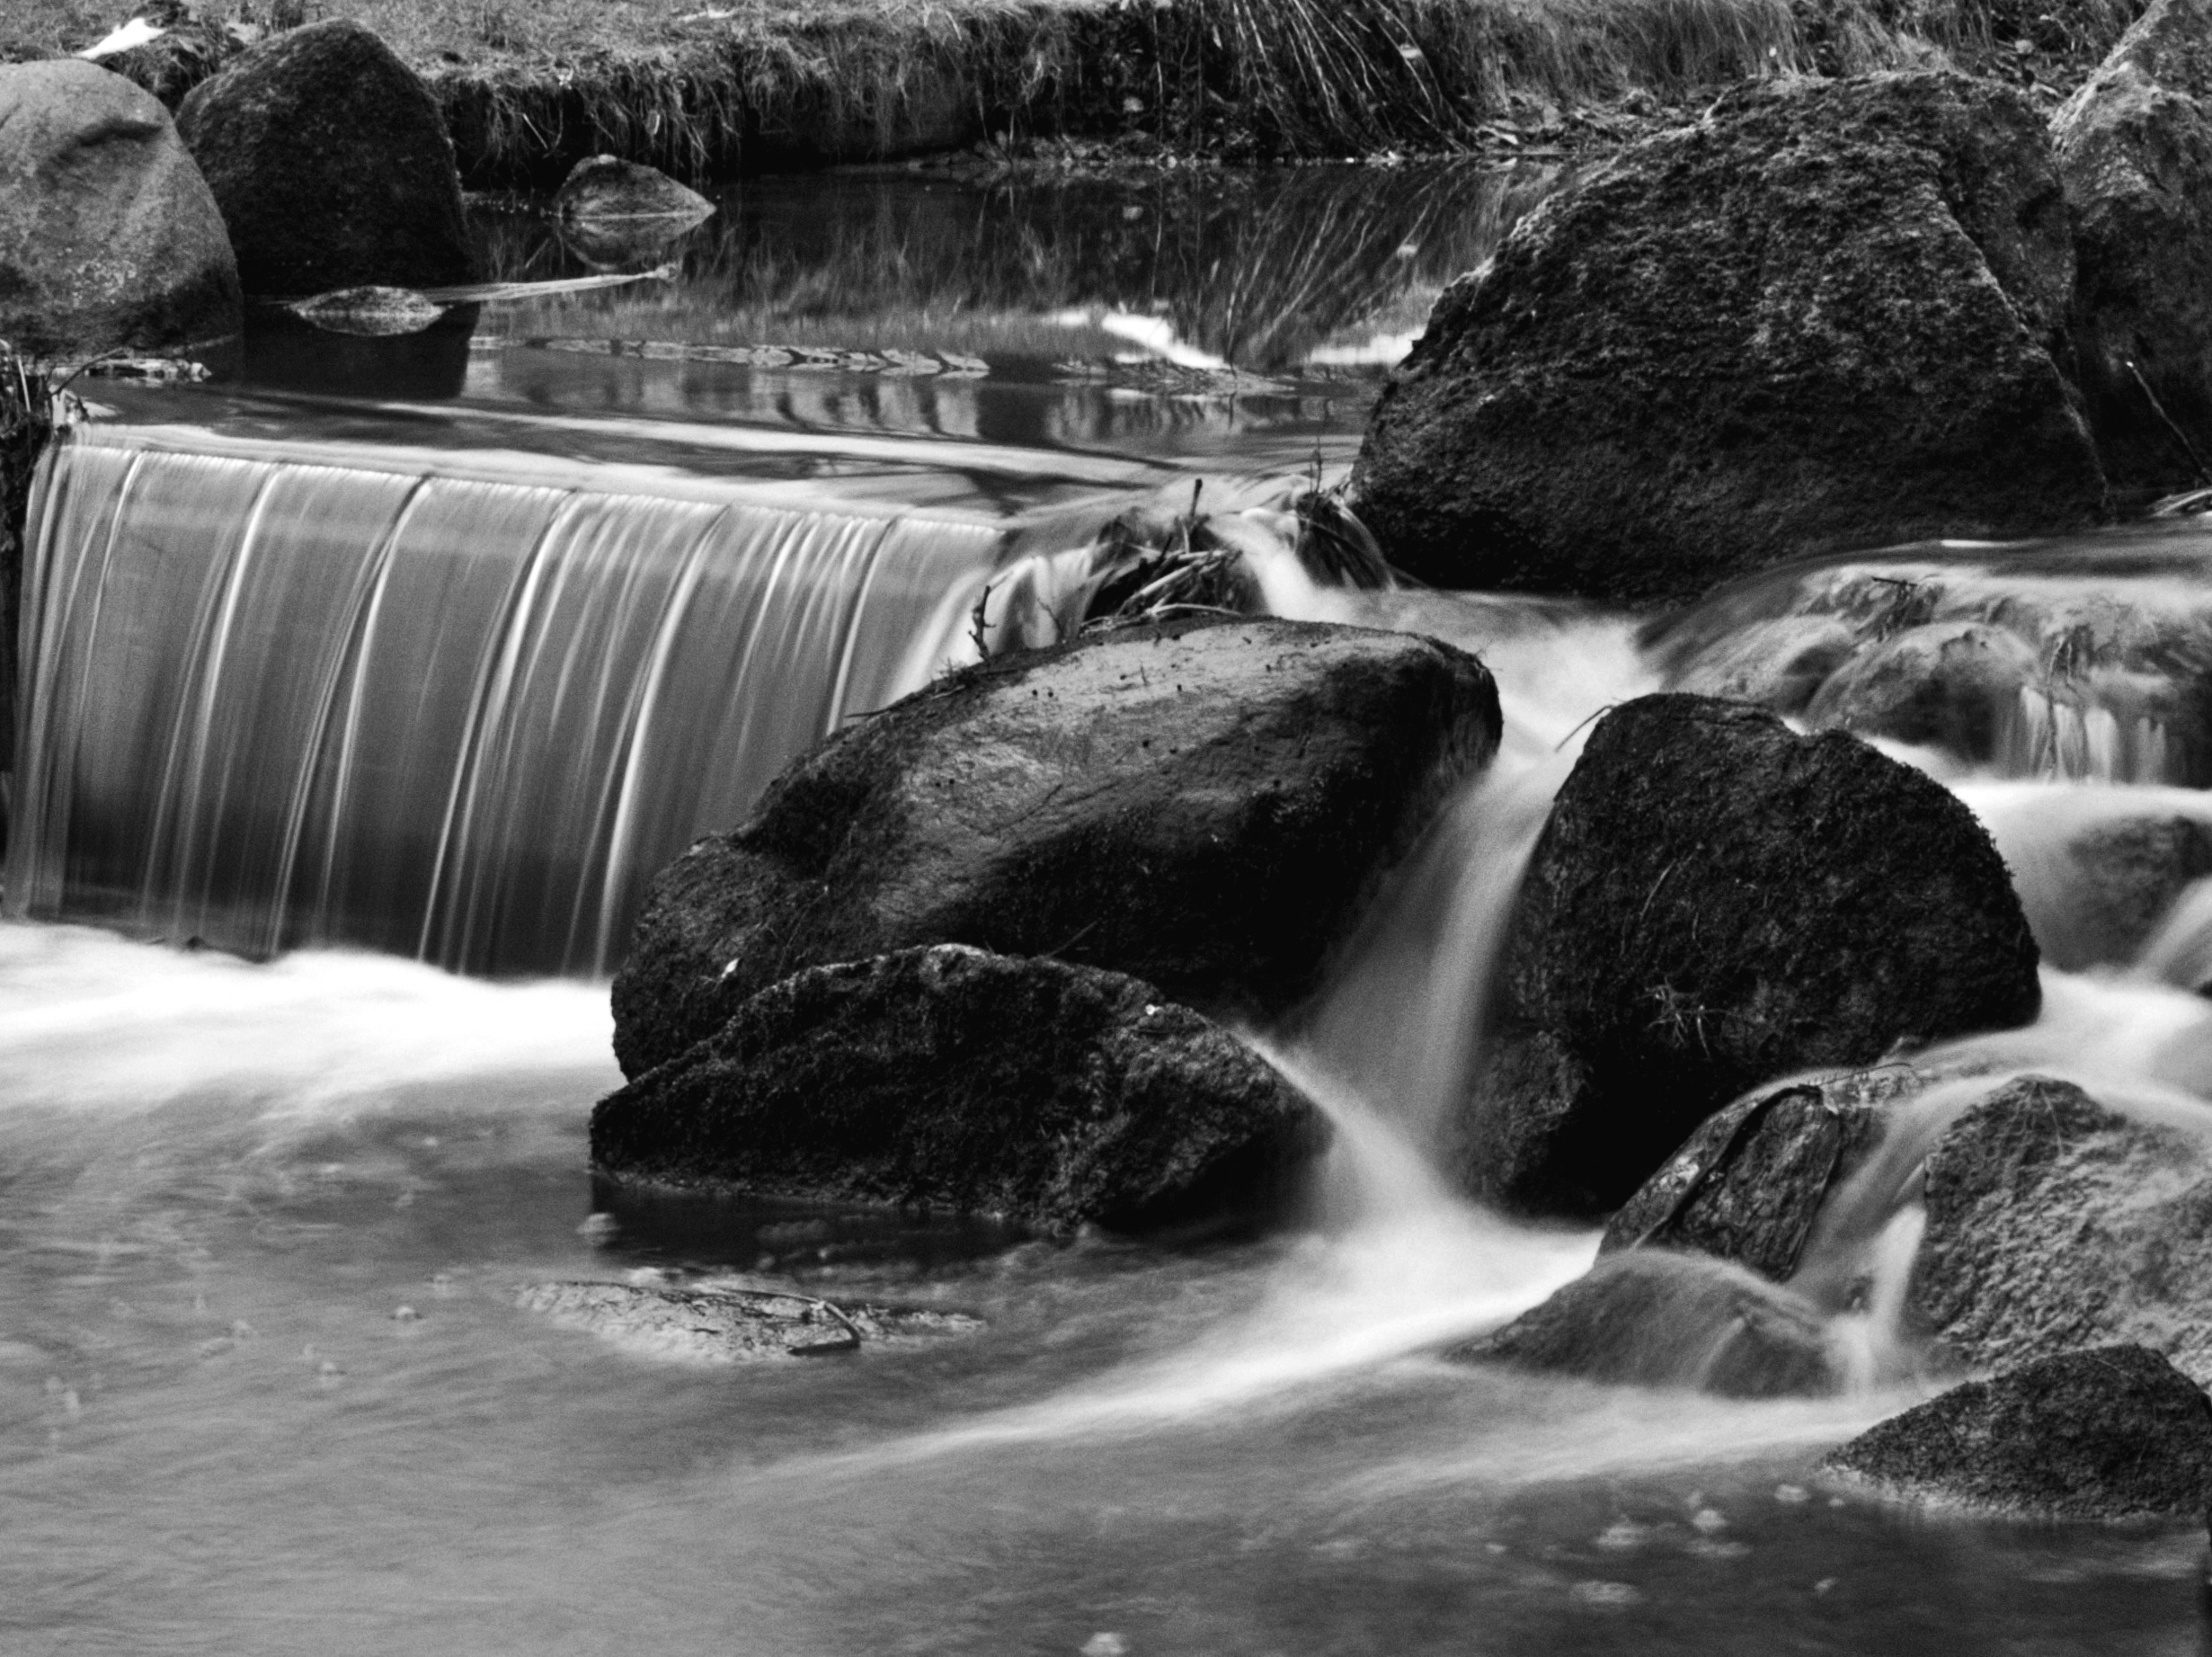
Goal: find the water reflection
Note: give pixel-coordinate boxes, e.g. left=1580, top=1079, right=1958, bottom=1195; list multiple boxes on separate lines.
left=221, top=164, right=1556, bottom=454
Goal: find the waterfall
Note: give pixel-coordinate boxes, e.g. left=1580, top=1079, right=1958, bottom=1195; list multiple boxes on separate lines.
left=9, top=423, right=1008, bottom=976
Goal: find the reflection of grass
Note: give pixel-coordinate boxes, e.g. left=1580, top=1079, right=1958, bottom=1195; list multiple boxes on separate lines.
left=471, top=164, right=1554, bottom=373
left=5, top=0, right=2108, bottom=182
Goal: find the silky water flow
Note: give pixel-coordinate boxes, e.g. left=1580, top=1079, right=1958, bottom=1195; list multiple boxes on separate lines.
left=17, top=268, right=2212, bottom=1651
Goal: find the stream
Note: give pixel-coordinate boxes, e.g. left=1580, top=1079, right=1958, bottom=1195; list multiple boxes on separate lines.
left=7, top=163, right=2212, bottom=1656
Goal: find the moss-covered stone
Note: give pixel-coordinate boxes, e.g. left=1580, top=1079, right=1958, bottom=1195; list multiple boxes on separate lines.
left=593, top=943, right=1327, bottom=1234
left=1456, top=694, right=2040, bottom=1216
left=1351, top=72, right=2106, bottom=606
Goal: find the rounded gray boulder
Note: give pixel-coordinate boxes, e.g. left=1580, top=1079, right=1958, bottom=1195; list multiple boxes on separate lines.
left=0, top=59, right=240, bottom=358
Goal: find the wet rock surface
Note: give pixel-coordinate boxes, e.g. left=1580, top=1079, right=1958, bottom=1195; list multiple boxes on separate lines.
left=2055, top=0, right=2212, bottom=492
left=517, top=1278, right=983, bottom=1362
left=612, top=617, right=1500, bottom=1079
left=1351, top=72, right=2104, bottom=607
left=177, top=20, right=475, bottom=296
left=1824, top=1344, right=2212, bottom=1518
left=1913, top=1074, right=2212, bottom=1381
left=1600, top=1068, right=1915, bottom=1281
left=0, top=60, right=241, bottom=358
left=1648, top=538, right=2212, bottom=784
left=1452, top=1251, right=1840, bottom=1398
left=1456, top=694, right=2041, bottom=1217
left=594, top=944, right=1328, bottom=1234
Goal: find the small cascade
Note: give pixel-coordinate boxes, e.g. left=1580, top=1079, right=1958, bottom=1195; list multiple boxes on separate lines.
left=10, top=423, right=1008, bottom=975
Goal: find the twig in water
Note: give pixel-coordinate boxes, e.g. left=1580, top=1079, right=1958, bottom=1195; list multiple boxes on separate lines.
left=2125, top=355, right=2212, bottom=486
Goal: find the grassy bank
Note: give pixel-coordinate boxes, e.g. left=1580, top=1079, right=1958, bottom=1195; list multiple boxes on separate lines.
left=4, top=0, right=2145, bottom=183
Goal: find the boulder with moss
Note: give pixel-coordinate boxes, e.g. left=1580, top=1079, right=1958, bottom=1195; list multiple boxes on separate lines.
left=1352, top=72, right=2104, bottom=607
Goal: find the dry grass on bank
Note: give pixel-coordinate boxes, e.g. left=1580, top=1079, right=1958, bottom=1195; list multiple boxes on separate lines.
left=1, top=0, right=2147, bottom=181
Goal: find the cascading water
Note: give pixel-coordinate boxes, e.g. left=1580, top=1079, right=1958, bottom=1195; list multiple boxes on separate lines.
left=10, top=418, right=1016, bottom=974
left=22, top=167, right=2212, bottom=1656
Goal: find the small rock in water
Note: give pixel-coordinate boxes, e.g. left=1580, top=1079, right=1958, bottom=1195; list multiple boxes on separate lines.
left=1594, top=1519, right=1649, bottom=1552
left=1568, top=1581, right=1643, bottom=1608
left=286, top=285, right=445, bottom=337
left=1079, top=1635, right=1129, bottom=1657
left=1814, top=1577, right=1838, bottom=1595
left=1775, top=1484, right=1809, bottom=1504
left=577, top=1212, right=619, bottom=1245
left=1824, top=1344, right=2212, bottom=1519
left=392, top=1305, right=419, bottom=1323
left=1691, top=1508, right=1728, bottom=1535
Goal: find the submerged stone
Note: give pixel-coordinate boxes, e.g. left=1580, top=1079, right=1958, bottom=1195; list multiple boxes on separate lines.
left=593, top=944, right=1328, bottom=1234
left=1824, top=1345, right=2212, bottom=1519
left=177, top=20, right=475, bottom=296
left=1600, top=1068, right=1913, bottom=1280
left=1455, top=694, right=2040, bottom=1217
left=0, top=59, right=241, bottom=358
left=1452, top=1251, right=1841, bottom=1398
left=287, top=286, right=447, bottom=337
left=612, top=616, right=1500, bottom=1079
left=1913, top=1075, right=2212, bottom=1382
left=2055, top=0, right=2212, bottom=493
left=1351, top=72, right=2103, bottom=607
left=517, top=1278, right=984, bottom=1363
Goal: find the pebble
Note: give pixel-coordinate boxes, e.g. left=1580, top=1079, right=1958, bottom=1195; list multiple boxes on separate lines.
left=1568, top=1581, right=1643, bottom=1608
left=392, top=1305, right=420, bottom=1323
left=1692, top=1508, right=1728, bottom=1535
left=1081, top=1635, right=1128, bottom=1657
left=1595, top=1520, right=1649, bottom=1552
left=578, top=1212, right=620, bottom=1244
left=1775, top=1484, right=1809, bottom=1504
left=1815, top=1578, right=1837, bottom=1595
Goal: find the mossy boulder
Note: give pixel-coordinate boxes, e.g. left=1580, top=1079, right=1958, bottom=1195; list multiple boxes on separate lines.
left=1453, top=694, right=2041, bottom=1216
left=176, top=20, right=475, bottom=296
left=1825, top=1345, right=2212, bottom=1519
left=2055, top=0, right=2212, bottom=492
left=592, top=944, right=1327, bottom=1234
left=1912, top=1075, right=2212, bottom=1381
left=1351, top=72, right=2104, bottom=607
left=0, top=59, right=240, bottom=358
left=611, top=617, right=1500, bottom=1079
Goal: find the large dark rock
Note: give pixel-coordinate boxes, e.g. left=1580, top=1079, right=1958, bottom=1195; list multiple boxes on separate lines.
left=1455, top=694, right=2041, bottom=1216
left=2055, top=0, right=2212, bottom=492
left=0, top=59, right=240, bottom=357
left=1912, top=1075, right=2212, bottom=1381
left=591, top=944, right=1328, bottom=1234
left=1451, top=1251, right=1841, bottom=1398
left=1600, top=1067, right=1915, bottom=1280
left=1351, top=73, right=2104, bottom=607
left=176, top=20, right=475, bottom=297
left=612, top=617, right=1500, bottom=1079
left=1824, top=1345, right=2212, bottom=1519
